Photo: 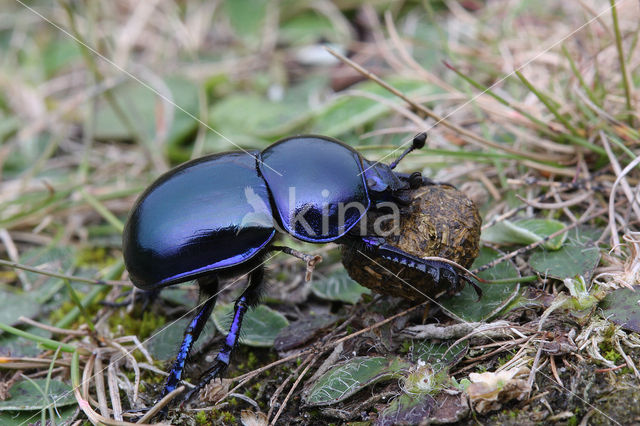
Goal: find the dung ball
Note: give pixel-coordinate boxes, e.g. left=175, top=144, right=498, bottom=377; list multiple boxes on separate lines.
left=342, top=184, right=481, bottom=301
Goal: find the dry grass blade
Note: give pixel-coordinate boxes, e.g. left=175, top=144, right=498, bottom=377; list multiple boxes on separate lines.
left=135, top=386, right=184, bottom=425
left=269, top=358, right=317, bottom=425
left=324, top=46, right=558, bottom=165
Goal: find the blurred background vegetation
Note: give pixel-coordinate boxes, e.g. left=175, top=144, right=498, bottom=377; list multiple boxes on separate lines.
left=1, top=0, right=639, bottom=424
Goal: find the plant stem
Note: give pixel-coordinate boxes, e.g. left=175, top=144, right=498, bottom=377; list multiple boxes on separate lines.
left=610, top=0, right=635, bottom=126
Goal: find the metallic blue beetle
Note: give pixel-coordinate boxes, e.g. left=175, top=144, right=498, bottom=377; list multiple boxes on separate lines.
left=122, top=133, right=468, bottom=403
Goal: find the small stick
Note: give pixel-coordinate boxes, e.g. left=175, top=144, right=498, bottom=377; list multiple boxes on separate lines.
left=270, top=357, right=317, bottom=425
left=549, top=355, right=563, bottom=387
left=19, top=316, right=88, bottom=336
left=136, top=386, right=184, bottom=424
left=215, top=303, right=427, bottom=404
left=0, top=259, right=127, bottom=287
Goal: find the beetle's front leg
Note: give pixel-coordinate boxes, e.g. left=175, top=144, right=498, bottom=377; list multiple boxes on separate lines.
left=182, top=266, right=265, bottom=404
left=393, top=171, right=455, bottom=189
left=359, top=237, right=482, bottom=299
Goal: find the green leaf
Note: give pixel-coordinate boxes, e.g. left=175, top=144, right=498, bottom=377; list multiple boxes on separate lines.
left=0, top=379, right=75, bottom=411
left=305, top=356, right=411, bottom=406
left=599, top=285, right=640, bottom=333
left=159, top=287, right=197, bottom=307
left=95, top=77, right=199, bottom=145
left=529, top=227, right=600, bottom=280
left=280, top=12, right=337, bottom=45
left=21, top=245, right=75, bottom=284
left=208, top=93, right=311, bottom=142
left=377, top=394, right=435, bottom=426
left=20, top=245, right=77, bottom=306
left=0, top=291, right=40, bottom=329
left=0, top=405, right=76, bottom=426
left=311, top=270, right=371, bottom=304
left=311, top=80, right=440, bottom=137
left=274, top=313, right=340, bottom=351
left=0, top=326, right=51, bottom=357
left=481, top=218, right=566, bottom=250
left=42, top=38, right=81, bottom=77
left=440, top=247, right=520, bottom=322
left=146, top=317, right=216, bottom=361
left=213, top=303, right=289, bottom=347
left=410, top=340, right=468, bottom=371
left=223, top=0, right=268, bottom=42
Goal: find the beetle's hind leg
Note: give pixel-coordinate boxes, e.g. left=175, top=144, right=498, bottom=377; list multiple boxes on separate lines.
left=100, top=288, right=160, bottom=310
left=182, top=266, right=265, bottom=404
left=160, top=275, right=219, bottom=399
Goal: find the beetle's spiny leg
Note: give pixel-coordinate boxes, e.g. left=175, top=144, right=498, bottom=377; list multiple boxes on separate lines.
left=161, top=277, right=218, bottom=398
left=461, top=274, right=483, bottom=300
left=360, top=237, right=483, bottom=298
left=183, top=266, right=265, bottom=404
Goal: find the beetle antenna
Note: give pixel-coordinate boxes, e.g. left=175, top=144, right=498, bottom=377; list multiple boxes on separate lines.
left=389, top=132, right=427, bottom=170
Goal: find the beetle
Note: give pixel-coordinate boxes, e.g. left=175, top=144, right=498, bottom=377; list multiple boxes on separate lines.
left=122, top=132, right=479, bottom=404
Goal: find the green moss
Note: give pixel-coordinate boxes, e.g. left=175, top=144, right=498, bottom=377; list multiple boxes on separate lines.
left=195, top=410, right=208, bottom=425
left=399, top=340, right=412, bottom=354
left=619, top=366, right=632, bottom=375
left=496, top=350, right=516, bottom=367
left=598, top=341, right=622, bottom=364
left=193, top=408, right=237, bottom=425
left=221, top=411, right=236, bottom=424
left=76, top=246, right=116, bottom=268
left=246, top=351, right=259, bottom=370
left=108, top=310, right=165, bottom=341
left=48, top=300, right=76, bottom=324
left=603, top=323, right=618, bottom=340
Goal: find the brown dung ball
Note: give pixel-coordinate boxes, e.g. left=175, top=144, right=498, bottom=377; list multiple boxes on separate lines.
left=341, top=184, right=482, bottom=301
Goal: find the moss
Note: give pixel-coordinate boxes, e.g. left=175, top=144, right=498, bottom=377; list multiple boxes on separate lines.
left=598, top=342, right=622, bottom=364
left=108, top=310, right=165, bottom=341
left=194, top=410, right=208, bottom=425
left=619, top=366, right=632, bottom=375
left=221, top=411, right=236, bottom=424
left=76, top=247, right=109, bottom=267
left=0, top=271, right=17, bottom=282
left=193, top=408, right=237, bottom=425
left=48, top=300, right=76, bottom=324
left=496, top=350, right=516, bottom=367
left=246, top=351, right=259, bottom=370
left=399, top=340, right=412, bottom=354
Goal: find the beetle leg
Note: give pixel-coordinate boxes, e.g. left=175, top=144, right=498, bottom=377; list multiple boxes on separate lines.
left=393, top=171, right=455, bottom=189
left=272, top=245, right=322, bottom=281
left=161, top=276, right=219, bottom=398
left=100, top=288, right=160, bottom=310
left=360, top=237, right=482, bottom=299
left=183, top=266, right=265, bottom=404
